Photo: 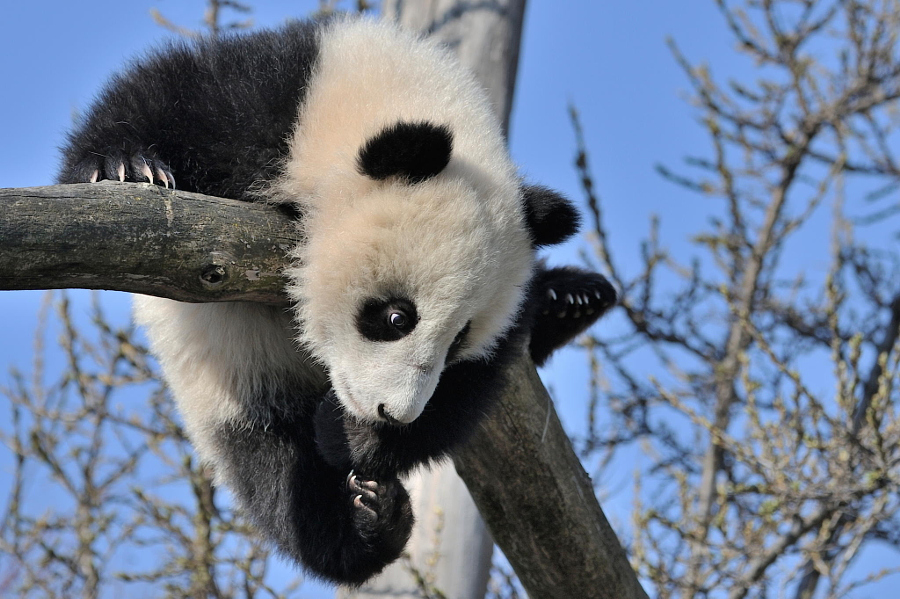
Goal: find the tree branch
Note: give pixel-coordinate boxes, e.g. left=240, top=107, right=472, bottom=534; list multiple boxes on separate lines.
left=0, top=183, right=300, bottom=304
left=455, top=358, right=649, bottom=599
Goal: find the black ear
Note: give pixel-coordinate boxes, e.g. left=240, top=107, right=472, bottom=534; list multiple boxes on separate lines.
left=521, top=184, right=581, bottom=247
left=358, top=121, right=453, bottom=184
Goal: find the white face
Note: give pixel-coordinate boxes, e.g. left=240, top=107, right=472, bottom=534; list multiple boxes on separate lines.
left=327, top=296, right=466, bottom=424
left=290, top=177, right=533, bottom=424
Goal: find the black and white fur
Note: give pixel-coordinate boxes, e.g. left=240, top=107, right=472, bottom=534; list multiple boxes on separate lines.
left=58, top=17, right=616, bottom=585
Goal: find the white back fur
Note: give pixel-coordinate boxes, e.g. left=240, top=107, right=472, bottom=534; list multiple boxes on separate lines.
left=133, top=298, right=327, bottom=463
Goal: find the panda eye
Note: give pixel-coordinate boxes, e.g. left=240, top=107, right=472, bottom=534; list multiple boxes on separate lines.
left=389, top=310, right=409, bottom=329
left=357, top=297, right=419, bottom=342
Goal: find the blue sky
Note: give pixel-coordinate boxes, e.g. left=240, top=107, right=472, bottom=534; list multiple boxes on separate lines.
left=7, top=1, right=888, bottom=597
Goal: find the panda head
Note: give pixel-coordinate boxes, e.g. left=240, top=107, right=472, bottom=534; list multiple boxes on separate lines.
left=289, top=121, right=578, bottom=425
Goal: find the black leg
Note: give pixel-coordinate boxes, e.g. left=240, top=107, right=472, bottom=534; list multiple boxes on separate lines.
left=213, top=410, right=413, bottom=585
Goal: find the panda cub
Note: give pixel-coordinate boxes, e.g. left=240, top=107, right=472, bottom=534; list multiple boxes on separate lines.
left=58, top=17, right=616, bottom=585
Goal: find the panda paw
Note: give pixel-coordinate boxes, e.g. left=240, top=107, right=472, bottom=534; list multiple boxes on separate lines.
left=63, top=149, right=175, bottom=188
left=528, top=266, right=616, bottom=366
left=347, top=471, right=413, bottom=549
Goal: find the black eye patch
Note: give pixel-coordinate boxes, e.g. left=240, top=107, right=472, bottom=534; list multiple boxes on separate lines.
left=356, top=297, right=419, bottom=342
left=357, top=121, right=453, bottom=184
left=446, top=321, right=472, bottom=363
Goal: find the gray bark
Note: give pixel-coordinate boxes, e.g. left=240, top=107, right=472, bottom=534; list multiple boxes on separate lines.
left=456, top=360, right=649, bottom=599
left=0, top=182, right=300, bottom=304
left=382, top=0, right=525, bottom=136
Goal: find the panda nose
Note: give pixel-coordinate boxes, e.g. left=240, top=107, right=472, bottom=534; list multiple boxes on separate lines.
left=377, top=404, right=403, bottom=426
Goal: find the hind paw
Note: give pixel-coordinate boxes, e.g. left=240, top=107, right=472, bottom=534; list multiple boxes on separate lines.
left=64, top=150, right=175, bottom=188
left=529, top=266, right=616, bottom=365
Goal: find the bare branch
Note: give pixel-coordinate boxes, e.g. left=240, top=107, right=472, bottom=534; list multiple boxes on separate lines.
left=0, top=183, right=300, bottom=304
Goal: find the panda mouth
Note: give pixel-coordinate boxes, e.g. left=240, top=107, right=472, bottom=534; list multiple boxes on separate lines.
left=377, top=404, right=403, bottom=426
left=337, top=381, right=405, bottom=426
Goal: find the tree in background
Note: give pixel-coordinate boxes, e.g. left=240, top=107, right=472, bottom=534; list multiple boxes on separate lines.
left=0, top=293, right=302, bottom=598
left=578, top=0, right=900, bottom=596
